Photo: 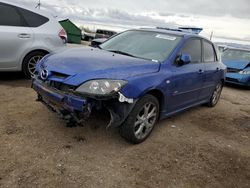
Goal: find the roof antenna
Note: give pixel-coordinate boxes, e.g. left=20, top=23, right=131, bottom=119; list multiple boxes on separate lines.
left=210, top=31, right=214, bottom=40
left=35, top=0, right=41, bottom=9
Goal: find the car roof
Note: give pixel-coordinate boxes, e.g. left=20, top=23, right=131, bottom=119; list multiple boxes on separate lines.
left=0, top=0, right=53, bottom=18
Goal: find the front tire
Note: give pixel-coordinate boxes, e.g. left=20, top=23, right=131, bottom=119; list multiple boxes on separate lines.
left=119, top=94, right=160, bottom=144
left=22, top=51, right=47, bottom=79
left=207, top=82, right=223, bottom=107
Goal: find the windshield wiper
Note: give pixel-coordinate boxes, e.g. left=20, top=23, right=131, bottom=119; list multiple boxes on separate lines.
left=108, top=50, right=136, bottom=58
left=107, top=49, right=159, bottom=62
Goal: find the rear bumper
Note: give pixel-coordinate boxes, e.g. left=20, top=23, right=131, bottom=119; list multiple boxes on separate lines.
left=225, top=73, right=250, bottom=86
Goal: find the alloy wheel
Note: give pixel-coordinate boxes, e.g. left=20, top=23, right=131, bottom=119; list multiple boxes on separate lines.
left=27, top=55, right=43, bottom=76
left=212, top=83, right=222, bottom=105
left=134, top=102, right=158, bottom=140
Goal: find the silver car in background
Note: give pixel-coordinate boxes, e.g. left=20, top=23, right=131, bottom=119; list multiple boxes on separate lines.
left=0, top=1, right=67, bottom=78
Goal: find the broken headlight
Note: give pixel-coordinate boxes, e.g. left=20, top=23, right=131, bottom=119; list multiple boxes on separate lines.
left=75, top=79, right=127, bottom=96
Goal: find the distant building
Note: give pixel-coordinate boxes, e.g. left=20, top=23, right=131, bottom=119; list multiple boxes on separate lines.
left=59, top=19, right=81, bottom=44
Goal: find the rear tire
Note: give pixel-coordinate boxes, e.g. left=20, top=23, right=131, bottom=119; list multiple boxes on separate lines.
left=22, top=51, right=47, bottom=79
left=207, top=82, right=223, bottom=107
left=119, top=94, right=160, bottom=144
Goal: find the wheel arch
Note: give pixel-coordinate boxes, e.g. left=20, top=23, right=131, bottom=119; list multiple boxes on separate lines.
left=221, top=78, right=225, bottom=85
left=21, top=49, right=50, bottom=70
left=145, top=89, right=165, bottom=113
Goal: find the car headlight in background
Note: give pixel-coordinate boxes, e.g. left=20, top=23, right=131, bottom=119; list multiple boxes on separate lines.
left=239, top=70, right=250, bottom=75
left=75, top=79, right=127, bottom=95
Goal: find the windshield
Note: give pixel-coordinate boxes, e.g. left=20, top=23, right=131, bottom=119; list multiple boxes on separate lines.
left=100, top=30, right=182, bottom=62
left=222, top=49, right=250, bottom=62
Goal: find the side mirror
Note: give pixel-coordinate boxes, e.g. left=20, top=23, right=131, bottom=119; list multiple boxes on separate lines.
left=177, top=53, right=191, bottom=66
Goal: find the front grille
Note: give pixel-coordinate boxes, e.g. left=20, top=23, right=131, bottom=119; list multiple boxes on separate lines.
left=50, top=71, right=69, bottom=79
left=35, top=71, right=70, bottom=81
left=227, top=68, right=240, bottom=73
left=35, top=71, right=74, bottom=92
left=49, top=80, right=76, bottom=92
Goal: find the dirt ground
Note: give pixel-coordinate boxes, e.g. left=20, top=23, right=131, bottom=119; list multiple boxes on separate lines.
left=0, top=72, right=249, bottom=188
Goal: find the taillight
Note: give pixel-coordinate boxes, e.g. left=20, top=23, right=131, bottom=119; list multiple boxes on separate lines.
left=59, top=29, right=67, bottom=44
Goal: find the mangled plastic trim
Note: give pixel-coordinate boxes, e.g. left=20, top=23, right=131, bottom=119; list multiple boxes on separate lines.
left=118, top=92, right=134, bottom=104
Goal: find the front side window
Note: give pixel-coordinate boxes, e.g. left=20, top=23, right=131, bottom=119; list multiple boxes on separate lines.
left=100, top=30, right=182, bottom=62
left=180, top=38, right=202, bottom=63
left=0, top=3, right=24, bottom=26
left=204, top=41, right=216, bottom=62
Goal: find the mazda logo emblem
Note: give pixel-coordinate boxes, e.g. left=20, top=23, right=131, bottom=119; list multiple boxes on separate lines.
left=40, top=69, right=49, bottom=80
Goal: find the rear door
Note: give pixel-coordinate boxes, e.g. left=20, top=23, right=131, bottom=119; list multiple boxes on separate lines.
left=200, top=40, right=221, bottom=100
left=0, top=2, right=33, bottom=69
left=168, top=38, right=205, bottom=112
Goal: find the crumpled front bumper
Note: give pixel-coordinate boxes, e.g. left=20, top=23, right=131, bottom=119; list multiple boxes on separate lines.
left=32, top=79, right=89, bottom=113
left=225, top=73, right=250, bottom=86
left=32, top=79, right=136, bottom=127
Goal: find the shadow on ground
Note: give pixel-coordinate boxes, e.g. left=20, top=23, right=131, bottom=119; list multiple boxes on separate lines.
left=0, top=72, right=25, bottom=80
left=225, top=83, right=249, bottom=90
left=0, top=72, right=30, bottom=87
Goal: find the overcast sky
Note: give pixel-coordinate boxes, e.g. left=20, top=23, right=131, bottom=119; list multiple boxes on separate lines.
left=10, top=0, right=250, bottom=44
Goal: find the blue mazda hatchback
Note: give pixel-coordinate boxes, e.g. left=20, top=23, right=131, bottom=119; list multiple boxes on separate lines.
left=32, top=28, right=226, bottom=144
left=222, top=47, right=250, bottom=87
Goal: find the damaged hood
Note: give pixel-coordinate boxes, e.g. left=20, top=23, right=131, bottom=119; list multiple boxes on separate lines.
left=41, top=47, right=160, bottom=86
left=223, top=60, right=250, bottom=70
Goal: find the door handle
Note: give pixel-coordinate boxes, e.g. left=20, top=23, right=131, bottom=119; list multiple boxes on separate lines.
left=198, top=69, right=204, bottom=74
left=18, top=33, right=31, bottom=39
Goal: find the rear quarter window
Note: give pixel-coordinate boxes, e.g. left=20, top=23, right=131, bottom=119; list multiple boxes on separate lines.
left=18, top=7, right=49, bottom=27
left=203, top=41, right=216, bottom=62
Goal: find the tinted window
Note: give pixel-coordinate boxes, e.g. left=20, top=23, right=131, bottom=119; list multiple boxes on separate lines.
left=0, top=3, right=23, bottom=26
left=204, top=41, right=216, bottom=62
left=180, top=39, right=202, bottom=63
left=18, top=8, right=49, bottom=27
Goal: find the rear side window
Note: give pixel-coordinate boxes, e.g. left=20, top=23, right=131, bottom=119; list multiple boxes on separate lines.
left=203, top=41, right=216, bottom=62
left=0, top=3, right=24, bottom=26
left=18, top=8, right=49, bottom=27
left=180, top=39, right=202, bottom=63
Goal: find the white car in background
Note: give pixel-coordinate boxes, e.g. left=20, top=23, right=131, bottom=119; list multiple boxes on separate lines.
left=0, top=1, right=67, bottom=78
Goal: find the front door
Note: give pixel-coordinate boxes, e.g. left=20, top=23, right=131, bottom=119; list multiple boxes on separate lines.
left=168, top=38, right=205, bottom=112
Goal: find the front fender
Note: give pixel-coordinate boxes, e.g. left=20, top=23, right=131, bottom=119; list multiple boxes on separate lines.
left=120, top=72, right=170, bottom=99
left=104, top=99, right=138, bottom=128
